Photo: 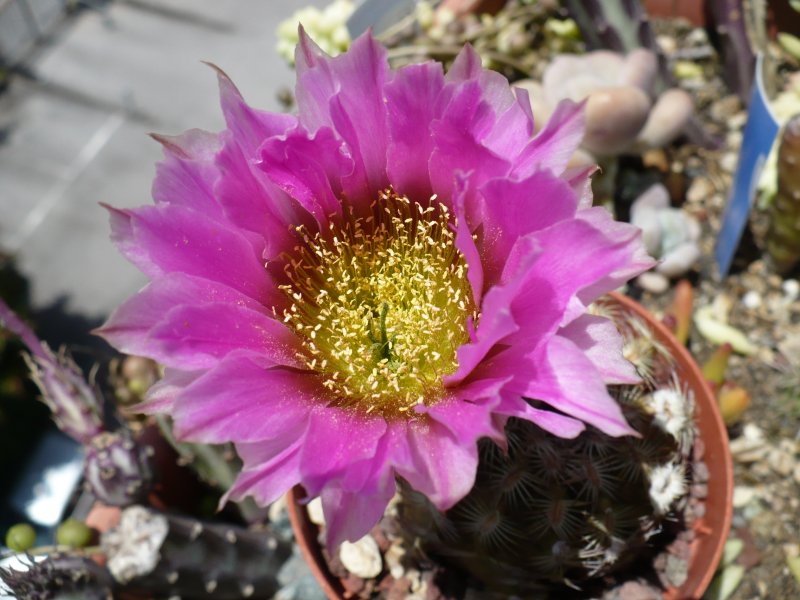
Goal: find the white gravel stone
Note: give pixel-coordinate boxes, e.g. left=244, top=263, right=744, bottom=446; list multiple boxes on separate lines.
left=307, top=497, right=325, bottom=526
left=742, top=290, right=762, bottom=309
left=732, top=485, right=757, bottom=508
left=339, top=535, right=382, bottom=578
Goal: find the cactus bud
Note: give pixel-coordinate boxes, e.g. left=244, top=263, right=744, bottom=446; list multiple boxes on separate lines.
left=0, top=553, right=113, bottom=600
left=84, top=431, right=153, bottom=507
left=5, top=523, right=36, bottom=552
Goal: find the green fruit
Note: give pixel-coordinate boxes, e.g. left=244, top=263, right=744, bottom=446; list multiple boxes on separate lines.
left=55, top=518, right=92, bottom=548
left=5, top=523, right=36, bottom=552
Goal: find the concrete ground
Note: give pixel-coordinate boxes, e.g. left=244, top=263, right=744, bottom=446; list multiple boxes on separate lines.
left=0, top=0, right=324, bottom=344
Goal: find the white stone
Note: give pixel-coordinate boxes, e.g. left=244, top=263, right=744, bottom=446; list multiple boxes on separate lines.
left=732, top=485, right=757, bottom=508
left=339, top=535, right=383, bottom=578
left=637, top=271, right=670, bottom=294
left=102, top=506, right=169, bottom=583
left=742, top=290, right=762, bottom=309
left=782, top=279, right=800, bottom=302
left=306, top=497, right=325, bottom=526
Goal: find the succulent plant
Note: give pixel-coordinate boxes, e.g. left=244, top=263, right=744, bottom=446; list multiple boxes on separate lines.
left=516, top=49, right=693, bottom=157
left=766, top=114, right=800, bottom=273
left=630, top=183, right=701, bottom=286
left=101, top=505, right=291, bottom=599
left=83, top=430, right=153, bottom=507
left=0, top=553, right=114, bottom=600
left=395, top=301, right=696, bottom=597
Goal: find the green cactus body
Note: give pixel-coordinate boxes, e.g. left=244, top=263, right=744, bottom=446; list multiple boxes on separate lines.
left=396, top=302, right=695, bottom=598
left=767, top=114, right=800, bottom=274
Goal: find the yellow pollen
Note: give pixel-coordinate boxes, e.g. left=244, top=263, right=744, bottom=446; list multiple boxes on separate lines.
left=277, top=189, right=477, bottom=418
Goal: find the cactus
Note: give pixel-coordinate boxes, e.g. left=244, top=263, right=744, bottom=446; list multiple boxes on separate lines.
left=0, top=299, right=154, bottom=507
left=766, top=114, right=800, bottom=273
left=395, top=301, right=696, bottom=597
left=0, top=553, right=114, bottom=600
left=101, top=505, right=291, bottom=599
left=83, top=430, right=153, bottom=507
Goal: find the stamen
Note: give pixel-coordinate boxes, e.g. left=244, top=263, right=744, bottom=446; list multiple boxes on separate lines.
left=276, top=189, right=477, bottom=418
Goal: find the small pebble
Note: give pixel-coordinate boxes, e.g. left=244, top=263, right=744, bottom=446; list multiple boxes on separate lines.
left=686, top=177, right=714, bottom=204
left=742, top=290, right=762, bottom=310
left=307, top=498, right=325, bottom=526
left=339, top=535, right=383, bottom=578
left=732, top=486, right=757, bottom=508
left=767, top=447, right=794, bottom=476
left=782, top=279, right=800, bottom=302
left=637, top=271, right=670, bottom=294
left=720, top=152, right=738, bottom=173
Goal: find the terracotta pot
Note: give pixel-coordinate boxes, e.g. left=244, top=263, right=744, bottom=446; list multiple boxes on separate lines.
left=288, top=292, right=733, bottom=600
left=643, top=0, right=707, bottom=27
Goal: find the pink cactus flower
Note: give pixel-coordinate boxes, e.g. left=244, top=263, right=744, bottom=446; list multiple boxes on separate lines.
left=98, top=31, right=654, bottom=547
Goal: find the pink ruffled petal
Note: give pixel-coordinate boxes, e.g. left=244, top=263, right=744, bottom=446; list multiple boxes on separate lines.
left=480, top=171, right=579, bottom=284
left=96, top=273, right=263, bottom=362
left=452, top=174, right=483, bottom=305
left=321, top=479, right=396, bottom=549
left=395, top=416, right=480, bottom=511
left=299, top=407, right=387, bottom=497
left=512, top=99, right=586, bottom=178
left=574, top=207, right=657, bottom=305
left=259, top=125, right=348, bottom=229
left=172, top=352, right=315, bottom=443
left=295, top=29, right=389, bottom=194
left=522, top=336, right=636, bottom=436
left=150, top=129, right=224, bottom=219
left=426, top=376, right=507, bottom=444
left=148, top=303, right=303, bottom=370
left=104, top=204, right=283, bottom=307
left=384, top=61, right=445, bottom=200
left=136, top=368, right=201, bottom=414
left=558, top=314, right=640, bottom=384
left=214, top=136, right=301, bottom=260
left=223, top=438, right=304, bottom=507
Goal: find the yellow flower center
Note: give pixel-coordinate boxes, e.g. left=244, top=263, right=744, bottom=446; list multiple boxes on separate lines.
left=278, top=189, right=477, bottom=418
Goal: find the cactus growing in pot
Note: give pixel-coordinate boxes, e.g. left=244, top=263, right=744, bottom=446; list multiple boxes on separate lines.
left=290, top=293, right=730, bottom=599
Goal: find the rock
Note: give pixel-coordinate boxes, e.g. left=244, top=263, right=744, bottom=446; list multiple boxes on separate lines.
left=638, top=88, right=694, bottom=148
left=637, top=271, right=670, bottom=294
left=742, top=290, right=762, bottom=309
left=782, top=278, right=800, bottom=302
left=583, top=86, right=651, bottom=155
left=339, top=535, right=383, bottom=578
left=686, top=177, right=714, bottom=205
left=307, top=497, right=325, bottom=526
left=767, top=446, right=794, bottom=476
left=732, top=485, right=757, bottom=508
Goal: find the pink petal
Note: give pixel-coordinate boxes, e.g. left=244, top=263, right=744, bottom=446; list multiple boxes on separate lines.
left=104, top=203, right=283, bottom=307
left=172, top=352, right=315, bottom=443
left=147, top=303, right=303, bottom=369
left=479, top=171, right=579, bottom=284
left=512, top=99, right=585, bottom=178
left=384, top=61, right=445, bottom=200
left=259, top=125, right=348, bottom=229
left=299, top=407, right=387, bottom=497
left=558, top=314, right=640, bottom=384
left=395, top=417, right=480, bottom=510
left=295, top=30, right=389, bottom=194
left=522, top=336, right=635, bottom=436
left=136, top=368, right=202, bottom=413
left=321, top=479, right=396, bottom=549
left=97, top=273, right=263, bottom=363
left=150, top=129, right=224, bottom=219
left=223, top=438, right=304, bottom=507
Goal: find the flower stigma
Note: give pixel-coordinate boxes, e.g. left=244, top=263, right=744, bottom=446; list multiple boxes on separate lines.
left=277, top=189, right=477, bottom=418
